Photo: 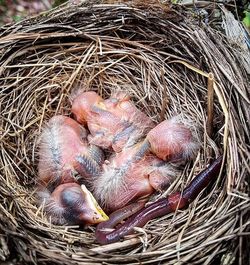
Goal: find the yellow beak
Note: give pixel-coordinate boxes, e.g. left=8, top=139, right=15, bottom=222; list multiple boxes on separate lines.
left=80, top=184, right=109, bottom=224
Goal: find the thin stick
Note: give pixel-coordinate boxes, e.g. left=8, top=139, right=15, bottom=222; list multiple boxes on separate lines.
left=90, top=235, right=150, bottom=253
left=206, top=72, right=215, bottom=138
left=159, top=68, right=168, bottom=122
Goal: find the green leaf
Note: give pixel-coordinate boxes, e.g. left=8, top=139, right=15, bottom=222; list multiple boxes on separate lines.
left=13, top=15, right=22, bottom=22
left=243, top=11, right=250, bottom=28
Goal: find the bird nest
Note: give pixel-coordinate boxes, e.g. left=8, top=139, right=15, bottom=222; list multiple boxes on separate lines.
left=0, top=1, right=249, bottom=264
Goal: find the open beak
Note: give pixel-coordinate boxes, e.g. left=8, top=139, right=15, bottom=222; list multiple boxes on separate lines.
left=80, top=184, right=109, bottom=224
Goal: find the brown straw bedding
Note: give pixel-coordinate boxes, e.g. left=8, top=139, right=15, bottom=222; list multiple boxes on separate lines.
left=0, top=1, right=249, bottom=264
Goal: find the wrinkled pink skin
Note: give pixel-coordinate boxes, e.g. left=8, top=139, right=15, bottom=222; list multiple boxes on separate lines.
left=71, top=91, right=155, bottom=152
left=146, top=118, right=198, bottom=162
left=101, top=155, right=155, bottom=212
left=39, top=183, right=105, bottom=225
left=102, top=92, right=155, bottom=152
left=71, top=91, right=123, bottom=150
left=71, top=91, right=128, bottom=150
left=71, top=91, right=103, bottom=125
left=37, top=115, right=105, bottom=225
left=104, top=92, right=155, bottom=131
left=93, top=142, right=175, bottom=213
left=95, top=156, right=223, bottom=244
left=86, top=106, right=126, bottom=150
left=38, top=115, right=103, bottom=188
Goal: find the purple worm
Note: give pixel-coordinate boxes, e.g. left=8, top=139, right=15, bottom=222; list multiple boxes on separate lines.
left=95, top=156, right=223, bottom=244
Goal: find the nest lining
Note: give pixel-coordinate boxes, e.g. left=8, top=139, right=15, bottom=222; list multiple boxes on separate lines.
left=0, top=1, right=249, bottom=264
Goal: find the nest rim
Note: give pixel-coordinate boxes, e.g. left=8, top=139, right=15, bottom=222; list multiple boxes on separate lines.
left=0, top=1, right=249, bottom=264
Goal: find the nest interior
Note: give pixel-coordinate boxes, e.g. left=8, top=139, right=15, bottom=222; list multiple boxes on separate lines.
left=0, top=1, right=249, bottom=264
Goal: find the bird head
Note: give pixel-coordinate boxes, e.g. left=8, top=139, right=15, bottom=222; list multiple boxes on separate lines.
left=71, top=91, right=103, bottom=125
left=50, top=183, right=109, bottom=225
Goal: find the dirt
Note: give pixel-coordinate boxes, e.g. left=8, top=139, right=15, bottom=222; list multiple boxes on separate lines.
left=0, top=0, right=54, bottom=26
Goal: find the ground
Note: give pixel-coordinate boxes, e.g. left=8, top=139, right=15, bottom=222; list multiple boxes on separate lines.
left=0, top=0, right=68, bottom=26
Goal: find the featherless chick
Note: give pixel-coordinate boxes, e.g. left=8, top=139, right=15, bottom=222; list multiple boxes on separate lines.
left=92, top=141, right=177, bottom=212
left=71, top=90, right=155, bottom=152
left=37, top=115, right=108, bottom=225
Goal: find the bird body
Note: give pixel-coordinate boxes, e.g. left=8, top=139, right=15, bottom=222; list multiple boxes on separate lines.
left=103, top=91, right=154, bottom=130
left=91, top=116, right=198, bottom=212
left=93, top=143, right=176, bottom=212
left=37, top=115, right=107, bottom=225
left=38, top=115, right=103, bottom=189
left=71, top=90, right=155, bottom=152
left=146, top=117, right=199, bottom=162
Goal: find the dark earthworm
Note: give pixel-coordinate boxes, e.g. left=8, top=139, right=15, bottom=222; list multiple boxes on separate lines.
left=95, top=156, right=223, bottom=245
left=182, top=156, right=223, bottom=202
left=96, top=202, right=145, bottom=232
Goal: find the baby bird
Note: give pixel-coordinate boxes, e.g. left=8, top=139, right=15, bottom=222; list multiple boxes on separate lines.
left=102, top=91, right=155, bottom=152
left=71, top=90, right=155, bottom=152
left=38, top=183, right=109, bottom=225
left=145, top=117, right=199, bottom=162
left=92, top=142, right=177, bottom=212
left=38, top=115, right=104, bottom=189
left=71, top=90, right=124, bottom=150
left=104, top=91, right=154, bottom=129
left=71, top=90, right=103, bottom=125
left=37, top=115, right=107, bottom=225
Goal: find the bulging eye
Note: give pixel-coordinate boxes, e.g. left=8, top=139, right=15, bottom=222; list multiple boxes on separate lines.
left=60, top=187, right=83, bottom=208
